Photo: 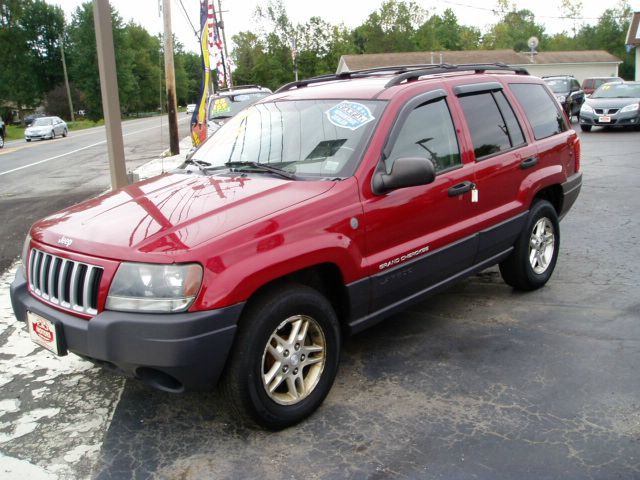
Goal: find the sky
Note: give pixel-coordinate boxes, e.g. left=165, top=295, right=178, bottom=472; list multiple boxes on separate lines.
left=46, top=0, right=640, bottom=54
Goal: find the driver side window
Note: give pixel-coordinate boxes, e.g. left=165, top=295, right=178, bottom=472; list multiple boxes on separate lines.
left=385, top=98, right=461, bottom=174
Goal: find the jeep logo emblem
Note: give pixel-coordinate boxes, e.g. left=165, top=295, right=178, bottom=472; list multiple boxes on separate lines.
left=57, top=236, right=73, bottom=248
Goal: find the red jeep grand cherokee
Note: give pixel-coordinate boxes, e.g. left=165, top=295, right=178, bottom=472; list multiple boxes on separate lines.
left=11, top=64, right=582, bottom=429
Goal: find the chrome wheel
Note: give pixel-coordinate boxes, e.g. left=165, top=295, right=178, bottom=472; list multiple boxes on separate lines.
left=261, top=314, right=326, bottom=406
left=529, top=217, right=555, bottom=274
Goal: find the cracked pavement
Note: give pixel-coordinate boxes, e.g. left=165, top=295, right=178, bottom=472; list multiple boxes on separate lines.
left=1, top=126, right=639, bottom=479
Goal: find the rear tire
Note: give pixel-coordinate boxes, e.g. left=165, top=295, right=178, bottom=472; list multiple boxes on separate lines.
left=580, top=125, right=592, bottom=132
left=221, top=283, right=341, bottom=430
left=499, top=200, right=560, bottom=291
left=62, top=129, right=68, bottom=137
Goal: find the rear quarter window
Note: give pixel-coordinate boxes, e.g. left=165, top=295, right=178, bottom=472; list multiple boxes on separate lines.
left=509, top=83, right=568, bottom=140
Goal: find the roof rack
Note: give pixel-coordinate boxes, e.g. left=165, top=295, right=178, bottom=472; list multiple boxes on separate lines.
left=275, top=63, right=529, bottom=93
left=217, top=84, right=265, bottom=92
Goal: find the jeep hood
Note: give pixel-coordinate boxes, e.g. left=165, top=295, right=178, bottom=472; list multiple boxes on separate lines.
left=32, top=173, right=334, bottom=259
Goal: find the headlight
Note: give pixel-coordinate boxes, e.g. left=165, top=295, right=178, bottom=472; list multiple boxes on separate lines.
left=620, top=103, right=639, bottom=113
left=581, top=104, right=594, bottom=114
left=106, top=262, right=203, bottom=313
left=21, top=234, right=32, bottom=267
left=557, top=95, right=566, bottom=103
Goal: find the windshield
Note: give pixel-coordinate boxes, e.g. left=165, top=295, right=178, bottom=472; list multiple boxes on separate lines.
left=591, top=83, right=640, bottom=99
left=192, top=99, right=385, bottom=178
left=544, top=79, right=570, bottom=94
left=209, top=92, right=271, bottom=120
left=33, top=118, right=53, bottom=126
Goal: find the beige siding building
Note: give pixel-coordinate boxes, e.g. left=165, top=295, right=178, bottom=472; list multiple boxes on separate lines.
left=337, top=49, right=622, bottom=83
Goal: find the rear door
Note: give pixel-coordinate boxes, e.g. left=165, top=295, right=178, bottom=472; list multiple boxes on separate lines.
left=452, top=82, right=536, bottom=264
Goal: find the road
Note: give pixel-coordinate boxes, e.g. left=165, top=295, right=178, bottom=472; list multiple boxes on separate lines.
left=0, top=115, right=191, bottom=272
left=0, top=123, right=639, bottom=479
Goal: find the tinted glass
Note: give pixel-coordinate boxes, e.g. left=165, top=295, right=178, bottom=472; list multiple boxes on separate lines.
left=386, top=98, right=461, bottom=173
left=591, top=83, right=640, bottom=99
left=545, top=79, right=570, bottom=93
left=458, top=92, right=512, bottom=159
left=192, top=99, right=385, bottom=178
left=209, top=92, right=271, bottom=119
left=494, top=91, right=525, bottom=148
left=509, top=83, right=567, bottom=140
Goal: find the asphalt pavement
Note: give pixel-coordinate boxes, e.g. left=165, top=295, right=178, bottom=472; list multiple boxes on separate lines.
left=0, top=115, right=192, bottom=272
left=0, top=123, right=639, bottom=479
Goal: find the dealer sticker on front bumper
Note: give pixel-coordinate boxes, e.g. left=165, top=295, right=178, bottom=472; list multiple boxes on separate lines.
left=27, top=311, right=64, bottom=356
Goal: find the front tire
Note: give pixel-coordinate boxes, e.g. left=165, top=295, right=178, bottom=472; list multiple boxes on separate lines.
left=221, top=284, right=341, bottom=430
left=499, top=200, right=560, bottom=291
left=50, top=129, right=55, bottom=139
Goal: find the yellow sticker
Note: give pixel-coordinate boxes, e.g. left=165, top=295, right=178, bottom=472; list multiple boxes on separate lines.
left=212, top=98, right=231, bottom=114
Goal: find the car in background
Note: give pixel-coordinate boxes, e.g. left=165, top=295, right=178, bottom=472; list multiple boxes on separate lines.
left=186, top=104, right=196, bottom=114
left=581, top=76, right=623, bottom=96
left=23, top=113, right=45, bottom=127
left=206, top=85, right=272, bottom=137
left=543, top=75, right=585, bottom=120
left=579, top=81, right=640, bottom=132
left=0, top=117, right=5, bottom=149
left=24, top=116, right=68, bottom=142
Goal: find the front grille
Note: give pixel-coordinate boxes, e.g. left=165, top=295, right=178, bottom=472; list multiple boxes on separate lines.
left=594, top=108, right=619, bottom=115
left=28, top=248, right=103, bottom=315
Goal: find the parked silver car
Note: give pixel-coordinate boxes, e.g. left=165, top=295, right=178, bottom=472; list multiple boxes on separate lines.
left=24, top=116, right=68, bottom=142
left=579, top=82, right=640, bottom=132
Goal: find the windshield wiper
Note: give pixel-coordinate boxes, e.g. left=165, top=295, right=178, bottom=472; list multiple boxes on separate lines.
left=182, top=158, right=211, bottom=174
left=224, top=161, right=297, bottom=180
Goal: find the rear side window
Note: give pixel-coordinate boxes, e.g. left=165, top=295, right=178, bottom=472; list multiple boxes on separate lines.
left=458, top=91, right=525, bottom=160
left=386, top=98, right=461, bottom=174
left=509, top=83, right=568, bottom=140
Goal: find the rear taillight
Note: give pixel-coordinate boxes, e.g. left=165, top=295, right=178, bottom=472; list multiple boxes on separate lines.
left=574, top=137, right=581, bottom=172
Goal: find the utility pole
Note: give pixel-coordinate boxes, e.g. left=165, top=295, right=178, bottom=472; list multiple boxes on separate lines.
left=162, top=0, right=180, bottom=155
left=59, top=35, right=75, bottom=122
left=93, top=0, right=127, bottom=190
left=217, top=0, right=232, bottom=88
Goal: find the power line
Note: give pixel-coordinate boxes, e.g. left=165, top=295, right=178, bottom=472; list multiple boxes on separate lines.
left=175, top=0, right=200, bottom=42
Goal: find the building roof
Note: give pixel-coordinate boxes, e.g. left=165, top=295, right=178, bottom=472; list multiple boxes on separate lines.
left=337, top=49, right=622, bottom=73
left=626, top=12, right=640, bottom=46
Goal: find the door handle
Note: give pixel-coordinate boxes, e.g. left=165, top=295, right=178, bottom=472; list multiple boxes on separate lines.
left=448, top=181, right=474, bottom=197
left=520, top=157, right=539, bottom=170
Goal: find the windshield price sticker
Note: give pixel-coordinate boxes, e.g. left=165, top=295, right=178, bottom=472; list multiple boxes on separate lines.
left=213, top=98, right=231, bottom=114
left=326, top=101, right=375, bottom=130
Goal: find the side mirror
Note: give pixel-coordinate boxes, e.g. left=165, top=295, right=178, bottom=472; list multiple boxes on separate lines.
left=372, top=157, right=436, bottom=195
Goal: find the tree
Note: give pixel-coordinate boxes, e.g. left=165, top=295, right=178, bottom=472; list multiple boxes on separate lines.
left=66, top=2, right=135, bottom=119
left=0, top=0, right=65, bottom=111
left=482, top=6, right=546, bottom=51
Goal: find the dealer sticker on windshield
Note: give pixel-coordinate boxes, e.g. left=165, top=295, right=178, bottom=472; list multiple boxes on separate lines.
left=326, top=101, right=375, bottom=130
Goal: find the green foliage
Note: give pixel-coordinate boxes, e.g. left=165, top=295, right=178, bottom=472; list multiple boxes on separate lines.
left=0, top=0, right=65, bottom=109
left=1, top=0, right=636, bottom=119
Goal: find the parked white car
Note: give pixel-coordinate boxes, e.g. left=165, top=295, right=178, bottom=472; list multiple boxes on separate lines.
left=25, top=116, right=68, bottom=142
left=186, top=104, right=196, bottom=114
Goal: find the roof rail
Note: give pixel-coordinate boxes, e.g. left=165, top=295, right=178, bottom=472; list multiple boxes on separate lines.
left=384, top=63, right=530, bottom=88
left=275, top=63, right=530, bottom=93
left=217, top=84, right=264, bottom=92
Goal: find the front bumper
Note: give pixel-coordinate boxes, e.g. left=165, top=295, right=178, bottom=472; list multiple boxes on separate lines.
left=10, top=266, right=243, bottom=392
left=579, top=110, right=640, bottom=127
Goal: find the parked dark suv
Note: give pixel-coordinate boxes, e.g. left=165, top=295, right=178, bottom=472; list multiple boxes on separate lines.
left=11, top=64, right=582, bottom=429
left=543, top=75, right=585, bottom=119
